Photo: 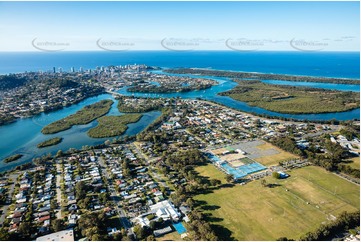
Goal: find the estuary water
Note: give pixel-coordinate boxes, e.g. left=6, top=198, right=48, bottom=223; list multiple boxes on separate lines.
left=118, top=71, right=360, bottom=121
left=0, top=51, right=359, bottom=171
left=0, top=94, right=161, bottom=172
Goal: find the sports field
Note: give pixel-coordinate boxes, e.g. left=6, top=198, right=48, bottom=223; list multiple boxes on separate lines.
left=194, top=164, right=359, bottom=241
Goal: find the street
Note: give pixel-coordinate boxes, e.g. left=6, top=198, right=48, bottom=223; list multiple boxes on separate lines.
left=97, top=157, right=134, bottom=236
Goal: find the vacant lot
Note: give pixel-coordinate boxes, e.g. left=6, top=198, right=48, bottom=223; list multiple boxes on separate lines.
left=194, top=164, right=359, bottom=241
left=254, top=142, right=298, bottom=166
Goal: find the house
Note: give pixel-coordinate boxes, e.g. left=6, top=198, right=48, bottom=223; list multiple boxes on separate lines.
left=38, top=206, right=51, bottom=212
left=39, top=215, right=51, bottom=223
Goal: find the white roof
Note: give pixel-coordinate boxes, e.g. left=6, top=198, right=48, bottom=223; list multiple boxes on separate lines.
left=36, top=228, right=74, bottom=241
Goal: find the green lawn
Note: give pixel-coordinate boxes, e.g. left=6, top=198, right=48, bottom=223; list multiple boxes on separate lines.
left=194, top=164, right=359, bottom=241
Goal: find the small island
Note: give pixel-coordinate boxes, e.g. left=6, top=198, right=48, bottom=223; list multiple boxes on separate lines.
left=87, top=114, right=142, bottom=138
left=219, top=80, right=360, bottom=114
left=37, top=137, right=63, bottom=148
left=42, top=99, right=113, bottom=134
left=3, top=154, right=23, bottom=163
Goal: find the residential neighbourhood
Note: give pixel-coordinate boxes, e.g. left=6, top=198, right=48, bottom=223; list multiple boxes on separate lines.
left=0, top=64, right=360, bottom=241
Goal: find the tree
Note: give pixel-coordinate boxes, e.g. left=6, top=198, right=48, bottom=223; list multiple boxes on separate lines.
left=56, top=150, right=64, bottom=158
left=98, top=192, right=109, bottom=204
left=261, top=179, right=267, bottom=187
left=225, top=174, right=234, bottom=183
left=146, top=235, right=156, bottom=241
left=75, top=181, right=88, bottom=200
left=113, top=232, right=123, bottom=241
left=78, top=212, right=107, bottom=240
left=210, top=179, right=222, bottom=187
left=186, top=198, right=196, bottom=208
left=52, top=219, right=65, bottom=232
left=133, top=224, right=147, bottom=240
left=149, top=220, right=157, bottom=230
left=0, top=228, right=10, bottom=241
left=51, top=199, right=58, bottom=210
left=18, top=222, right=32, bottom=238
left=277, top=237, right=294, bottom=241
left=325, top=141, right=344, bottom=163
left=272, top=172, right=281, bottom=179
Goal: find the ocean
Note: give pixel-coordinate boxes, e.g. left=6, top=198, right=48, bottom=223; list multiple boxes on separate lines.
left=0, top=51, right=359, bottom=79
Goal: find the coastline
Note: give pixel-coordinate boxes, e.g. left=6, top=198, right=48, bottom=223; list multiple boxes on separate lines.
left=186, top=66, right=360, bottom=81
left=164, top=68, right=360, bottom=84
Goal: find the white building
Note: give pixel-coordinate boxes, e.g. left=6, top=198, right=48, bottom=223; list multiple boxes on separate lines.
left=149, top=200, right=181, bottom=221
left=36, top=228, right=74, bottom=241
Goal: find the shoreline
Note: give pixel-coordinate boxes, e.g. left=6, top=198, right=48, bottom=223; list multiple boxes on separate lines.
left=0, top=90, right=107, bottom=128
left=199, top=99, right=359, bottom=123
left=187, top=66, right=360, bottom=81
left=164, top=68, right=360, bottom=85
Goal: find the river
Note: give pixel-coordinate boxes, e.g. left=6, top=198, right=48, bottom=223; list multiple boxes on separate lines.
left=0, top=94, right=161, bottom=172
left=0, top=71, right=359, bottom=172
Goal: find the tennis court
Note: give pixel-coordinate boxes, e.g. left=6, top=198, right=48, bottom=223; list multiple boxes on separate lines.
left=220, top=160, right=267, bottom=179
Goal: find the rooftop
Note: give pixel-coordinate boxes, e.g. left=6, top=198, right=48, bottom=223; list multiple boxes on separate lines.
left=36, top=228, right=74, bottom=241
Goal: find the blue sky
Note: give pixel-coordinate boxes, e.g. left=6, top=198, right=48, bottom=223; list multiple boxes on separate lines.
left=0, top=1, right=359, bottom=51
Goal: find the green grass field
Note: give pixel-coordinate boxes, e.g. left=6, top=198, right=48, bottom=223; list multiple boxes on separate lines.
left=194, top=164, right=359, bottom=241
left=347, top=157, right=360, bottom=170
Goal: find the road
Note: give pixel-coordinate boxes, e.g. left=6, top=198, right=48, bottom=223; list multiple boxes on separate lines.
left=130, top=143, right=148, bottom=164
left=302, top=128, right=338, bottom=139
left=0, top=172, right=19, bottom=225
left=97, top=157, right=134, bottom=236
left=55, top=163, right=62, bottom=219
